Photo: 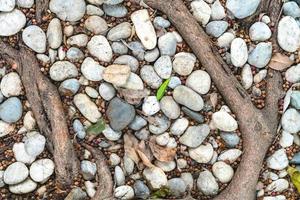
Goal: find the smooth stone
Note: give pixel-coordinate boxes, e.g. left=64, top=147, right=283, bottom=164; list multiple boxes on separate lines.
left=143, top=167, right=168, bottom=190
left=129, top=115, right=147, bottom=131
left=122, top=73, right=144, bottom=90
left=128, top=41, right=145, bottom=60
left=85, top=87, right=98, bottom=98
left=13, top=143, right=35, bottom=164
left=112, top=41, right=128, bottom=54
left=218, top=149, right=242, bottom=163
left=86, top=5, right=104, bottom=16
left=181, top=173, right=193, bottom=191
left=66, top=47, right=84, bottom=62
left=267, top=149, right=289, bottom=170
left=173, top=85, right=204, bottom=111
left=73, top=119, right=86, bottom=139
left=0, top=97, right=23, bottom=123
left=148, top=115, right=171, bottom=135
left=230, top=38, right=248, bottom=67
left=281, top=108, right=300, bottom=133
left=0, top=9, right=26, bottom=36
left=114, top=55, right=139, bottom=72
left=99, top=82, right=116, bottom=101
left=283, top=1, right=300, bottom=18
left=114, top=166, right=125, bottom=186
left=102, top=125, right=122, bottom=141
left=173, top=52, right=196, bottom=76
left=106, top=97, right=135, bottom=131
left=156, top=132, right=170, bottom=146
left=155, top=160, right=176, bottom=172
left=158, top=32, right=177, bottom=56
left=131, top=9, right=157, bottom=50
left=22, top=25, right=46, bottom=53
left=170, top=118, right=189, bottom=136
left=285, top=64, right=300, bottom=83
left=160, top=96, right=180, bottom=119
left=206, top=21, right=228, bottom=37
left=211, top=0, right=226, bottom=20
left=249, top=22, right=272, bottom=42
left=65, top=187, right=87, bottom=200
left=279, top=131, right=294, bottom=148
left=49, top=0, right=86, bottom=22
left=212, top=161, right=234, bottom=183
left=226, top=0, right=261, bottom=19
left=220, top=132, right=240, bottom=147
left=290, top=152, right=300, bottom=164
left=169, top=76, right=182, bottom=89
left=30, top=159, right=55, bottom=183
left=144, top=48, right=160, bottom=62
left=9, top=178, right=37, bottom=194
left=186, top=70, right=211, bottom=94
left=4, top=162, right=29, bottom=185
left=104, top=0, right=123, bottom=5
left=107, top=22, right=131, bottom=41
left=102, top=64, right=131, bottom=87
left=135, top=128, right=150, bottom=140
left=189, top=143, right=214, bottom=163
left=110, top=153, right=121, bottom=166
left=191, top=0, right=211, bottom=26
left=211, top=110, right=238, bottom=132
left=248, top=42, right=272, bottom=68
left=166, top=137, right=177, bottom=148
left=84, top=16, right=108, bottom=35
left=278, top=16, right=300, bottom=52
left=50, top=61, right=78, bottom=81
left=47, top=18, right=62, bottom=49
left=85, top=181, right=96, bottom=198
left=24, top=132, right=46, bottom=157
left=0, top=72, right=22, bottom=97
left=59, top=79, right=80, bottom=96
left=168, top=178, right=187, bottom=197
left=103, top=4, right=127, bottom=18
left=140, top=65, right=162, bottom=89
left=0, top=0, right=15, bottom=12
left=81, top=57, right=104, bottom=82
left=114, top=185, right=134, bottom=200
left=142, top=96, right=160, bottom=116
left=266, top=179, right=289, bottom=192
left=153, top=55, right=172, bottom=79
left=154, top=16, right=171, bottom=29
left=123, top=156, right=134, bottom=175
left=67, top=34, right=89, bottom=47
left=17, top=0, right=34, bottom=8
left=81, top=160, right=97, bottom=181
left=87, top=35, right=113, bottom=62
left=197, top=170, right=219, bottom=195
left=291, top=90, right=300, bottom=109
left=22, top=111, right=35, bottom=131
left=74, top=94, right=102, bottom=123
left=241, top=64, right=253, bottom=89
left=179, top=125, right=210, bottom=148
left=133, top=180, right=150, bottom=200
left=217, top=32, right=235, bottom=48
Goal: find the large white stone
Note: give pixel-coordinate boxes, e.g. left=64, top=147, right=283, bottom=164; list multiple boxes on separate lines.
left=22, top=25, right=47, bottom=53
left=230, top=38, right=248, bottom=67
left=87, top=35, right=113, bottom=62
left=49, top=0, right=86, bottom=22
left=191, top=0, right=211, bottom=26
left=277, top=16, right=300, bottom=52
left=0, top=9, right=26, bottom=36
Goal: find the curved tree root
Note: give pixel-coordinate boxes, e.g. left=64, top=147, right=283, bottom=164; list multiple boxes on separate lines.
left=0, top=42, right=79, bottom=188
left=143, top=0, right=283, bottom=199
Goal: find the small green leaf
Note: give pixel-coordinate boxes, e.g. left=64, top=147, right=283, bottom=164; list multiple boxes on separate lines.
left=288, top=166, right=300, bottom=193
left=156, top=78, right=171, bottom=101
left=86, top=118, right=106, bottom=136
left=150, top=186, right=170, bottom=198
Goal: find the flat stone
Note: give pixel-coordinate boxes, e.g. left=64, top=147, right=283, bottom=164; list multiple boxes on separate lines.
left=129, top=115, right=147, bottom=131
left=267, top=149, right=289, bottom=170
left=154, top=16, right=171, bottom=29
left=266, top=179, right=289, bottom=192
left=22, top=25, right=46, bottom=53
left=140, top=65, right=162, bottom=89
left=248, top=42, right=272, bottom=68
left=24, top=132, right=46, bottom=157
left=86, top=5, right=104, bottom=16
left=173, top=85, right=204, bottom=111
left=0, top=97, right=23, bottom=123
left=81, top=57, right=105, bottom=81
left=84, top=16, right=108, bottom=35
left=168, top=178, right=187, bottom=197
left=230, top=38, right=248, bottom=67
left=102, top=125, right=122, bottom=141
left=145, top=48, right=160, bottom=62
left=49, top=0, right=86, bottom=22
left=0, top=9, right=26, bottom=36
left=220, top=132, right=240, bottom=147
left=281, top=108, right=300, bottom=133
left=278, top=16, right=300, bottom=52
left=217, top=32, right=235, bottom=48
left=218, top=149, right=242, bottom=163
left=241, top=64, right=253, bottom=89
left=186, top=70, right=211, bottom=94
left=73, top=119, right=86, bottom=139
left=182, top=107, right=204, bottom=123
left=206, top=21, right=228, bottom=37
left=50, top=61, right=78, bottom=81
left=29, top=159, right=55, bottom=183
left=290, top=152, right=300, bottom=164
left=114, top=166, right=125, bottom=186
left=17, top=0, right=34, bottom=8
left=283, top=1, right=300, bottom=18
left=59, top=79, right=80, bottom=96
left=9, top=178, right=37, bottom=194
left=226, top=0, right=261, bottom=19
left=291, top=91, right=300, bottom=109
left=122, top=73, right=144, bottom=90
left=197, top=170, right=219, bottom=195
left=154, top=56, right=173, bottom=79
left=148, top=114, right=171, bottom=135
left=158, top=32, right=177, bottom=56
left=103, top=4, right=127, bottom=17
left=13, top=143, right=36, bottom=164
left=279, top=131, right=294, bottom=148
left=133, top=180, right=150, bottom=200
left=160, top=96, right=180, bottom=119
left=114, top=55, right=139, bottom=72
left=189, top=143, right=214, bottom=163
left=102, top=64, right=131, bottom=87
left=249, top=22, right=272, bottom=42
left=67, top=34, right=89, bottom=47
left=143, top=167, right=168, bottom=190
left=99, top=82, right=116, bottom=101
left=65, top=187, right=87, bottom=200
left=4, top=162, right=29, bottom=185
left=0, top=0, right=15, bottom=12
left=173, top=52, right=196, bottom=76
left=211, top=0, right=226, bottom=20
left=87, top=35, right=113, bottom=62
left=179, top=125, right=210, bottom=148
left=112, top=42, right=128, bottom=55
left=107, top=22, right=131, bottom=41
left=170, top=117, right=189, bottom=136
left=47, top=18, right=62, bottom=49
left=66, top=47, right=84, bottom=62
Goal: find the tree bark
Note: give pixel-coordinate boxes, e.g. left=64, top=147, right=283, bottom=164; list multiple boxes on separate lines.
left=143, top=0, right=283, bottom=199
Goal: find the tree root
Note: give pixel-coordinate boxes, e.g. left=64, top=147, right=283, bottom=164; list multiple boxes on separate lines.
left=82, top=144, right=114, bottom=200
left=36, top=0, right=50, bottom=24
left=0, top=41, right=79, bottom=188
left=143, top=0, right=283, bottom=199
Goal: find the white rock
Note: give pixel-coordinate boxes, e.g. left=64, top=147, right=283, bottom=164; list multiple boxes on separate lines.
left=47, top=18, right=62, bottom=49
left=30, top=159, right=55, bottom=183
left=189, top=143, right=214, bottom=163
left=211, top=110, right=238, bottom=131
left=277, top=16, right=300, bottom=52
left=49, top=0, right=86, bottom=22
left=0, top=120, right=15, bottom=138
left=17, top=0, right=34, bottom=8
left=217, top=32, right=235, bottom=48
left=122, top=73, right=144, bottom=90
left=160, top=96, right=180, bottom=119
left=173, top=52, right=196, bottom=76
left=249, top=22, right=272, bottom=42
left=81, top=57, right=105, bottom=81
left=86, top=4, right=104, bottom=16
left=73, top=94, right=102, bottom=123
left=230, top=38, right=248, bottom=67
left=131, top=9, right=157, bottom=50
left=0, top=72, right=22, bottom=97
left=0, top=171, right=4, bottom=187
left=50, top=61, right=78, bottom=81
left=81, top=160, right=97, bottom=181
left=67, top=34, right=89, bottom=47
left=84, top=16, right=108, bottom=35
left=170, top=118, right=189, bottom=136
left=248, top=42, right=272, bottom=68
left=114, top=166, right=125, bottom=186
left=179, top=125, right=210, bottom=148
left=142, top=96, right=160, bottom=116
left=155, top=160, right=176, bottom=172
left=0, top=0, right=15, bottom=11
left=226, top=0, right=261, bottom=19
left=143, top=167, right=168, bottom=189
left=102, top=125, right=122, bottom=141
left=241, top=64, right=253, bottom=89
left=173, top=85, right=204, bottom=111
left=109, top=153, right=121, bottom=166
left=23, top=111, right=36, bottom=131
left=197, top=170, right=219, bottom=195
left=156, top=132, right=170, bottom=146
left=281, top=108, right=300, bottom=134
left=211, top=0, right=226, bottom=20
left=254, top=69, right=267, bottom=83
left=24, top=132, right=46, bottom=157
left=99, top=83, right=116, bottom=101
left=267, top=149, right=289, bottom=170
left=85, top=181, right=96, bottom=198
left=266, top=179, right=289, bottom=192
left=186, top=70, right=211, bottom=94
left=218, top=149, right=242, bottom=164
left=4, top=162, right=29, bottom=185
left=191, top=0, right=211, bottom=26
left=285, top=64, right=300, bottom=83
left=154, top=56, right=172, bottom=79
left=13, top=143, right=36, bottom=164
left=9, top=178, right=37, bottom=194
left=114, top=185, right=135, bottom=200
left=279, top=131, right=294, bottom=148
left=87, top=35, right=113, bottom=62
left=212, top=161, right=234, bottom=183
left=22, top=25, right=46, bottom=53
left=0, top=9, right=26, bottom=36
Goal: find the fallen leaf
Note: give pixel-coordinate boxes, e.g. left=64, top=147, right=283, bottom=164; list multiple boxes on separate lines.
left=149, top=137, right=177, bottom=162
left=123, top=133, right=140, bottom=164
left=269, top=53, right=293, bottom=71
left=86, top=118, right=106, bottom=136
left=287, top=166, right=300, bottom=193
left=119, top=88, right=148, bottom=105
left=156, top=78, right=171, bottom=101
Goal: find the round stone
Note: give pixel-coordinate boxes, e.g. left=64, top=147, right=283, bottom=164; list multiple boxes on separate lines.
left=0, top=0, right=15, bottom=12
left=189, top=143, right=214, bottom=163
left=84, top=16, right=108, bottom=35
left=4, top=162, right=29, bottom=185
left=160, top=96, right=180, bottom=119
left=168, top=178, right=187, bottom=197
left=140, top=65, right=162, bottom=89
left=81, top=57, right=105, bottom=82
left=154, top=56, right=173, bottom=79
left=49, top=0, right=86, bottom=22
left=142, top=96, right=160, bottom=116
left=158, top=32, right=177, bottom=56
left=9, top=178, right=37, bottom=194
left=107, top=22, right=131, bottom=41
left=206, top=21, right=229, bottom=38
left=24, top=132, right=46, bottom=157
left=186, top=70, right=211, bottom=94
left=87, top=35, right=113, bottom=62
left=47, top=18, right=62, bottom=49
left=114, top=185, right=134, bottom=200
left=179, top=125, right=210, bottom=148
left=173, top=85, right=204, bottom=111
left=0, top=97, right=23, bottom=123
left=170, top=118, right=189, bottom=136
left=230, top=38, right=248, bottom=67
left=212, top=161, right=234, bottom=183
left=99, top=82, right=116, bottom=101
left=0, top=72, right=22, bottom=97
left=22, top=25, right=46, bottom=53
left=0, top=9, right=26, bottom=36
left=173, top=52, right=196, bottom=76
left=13, top=143, right=36, bottom=164
left=211, top=110, right=238, bottom=132
left=226, top=0, right=261, bottom=19
left=143, top=167, right=168, bottom=190
left=191, top=0, right=211, bottom=26
left=50, top=61, right=78, bottom=81
left=277, top=16, right=300, bottom=52
left=81, top=160, right=97, bottom=181
left=281, top=108, right=300, bottom=133
left=30, top=159, right=55, bottom=183
left=249, top=22, right=272, bottom=41
left=197, top=170, right=219, bottom=195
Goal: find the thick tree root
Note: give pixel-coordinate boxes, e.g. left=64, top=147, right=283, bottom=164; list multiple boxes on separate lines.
left=0, top=42, right=79, bottom=188
left=143, top=0, right=283, bottom=199
left=82, top=144, right=114, bottom=200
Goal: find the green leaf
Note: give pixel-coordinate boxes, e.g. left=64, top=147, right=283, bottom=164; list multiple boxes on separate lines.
left=288, top=166, right=300, bottom=193
left=156, top=78, right=171, bottom=101
left=150, top=186, right=170, bottom=198
left=86, top=118, right=106, bottom=136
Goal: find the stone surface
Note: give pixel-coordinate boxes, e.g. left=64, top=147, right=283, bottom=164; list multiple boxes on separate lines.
left=168, top=178, right=187, bottom=197
left=206, top=21, right=228, bottom=37
left=103, top=4, right=128, bottom=18
left=49, top=0, right=86, bottom=22
left=143, top=167, right=167, bottom=190
left=148, top=115, right=171, bottom=135
left=81, top=160, right=97, bottom=181
left=0, top=9, right=26, bottom=36
left=4, top=162, right=29, bottom=185
left=170, top=118, right=189, bottom=136
left=179, top=125, right=210, bottom=148
left=0, top=97, right=23, bottom=123
left=140, top=65, right=162, bottom=89
left=189, top=143, right=214, bottom=163
left=0, top=72, right=22, bottom=97
left=47, top=18, right=62, bottom=49
left=29, top=159, right=55, bottom=183
left=191, top=0, right=211, bottom=26
left=13, top=143, right=36, bottom=164
left=249, top=22, right=272, bottom=42
left=173, top=52, right=196, bottom=76
left=158, top=32, right=177, bottom=56
left=0, top=0, right=15, bottom=11
left=50, top=61, right=78, bottom=81
left=81, top=57, right=105, bottom=82
left=99, top=83, right=116, bottom=101
left=102, top=64, right=131, bottom=87
left=108, top=22, right=132, bottom=41
left=211, top=110, right=238, bottom=132
left=285, top=64, right=300, bottom=83
left=226, top=0, right=261, bottom=19
left=197, top=170, right=219, bottom=195
left=9, top=178, right=37, bottom=194
left=84, top=16, right=108, bottom=35
left=211, top=0, right=226, bottom=20
left=186, top=70, right=211, bottom=94
left=248, top=42, right=272, bottom=68
left=87, top=35, right=113, bottom=62
left=277, top=16, right=300, bottom=52
left=133, top=180, right=150, bottom=200
left=22, top=25, right=46, bottom=53
left=114, top=185, right=135, bottom=200
left=173, top=86, right=204, bottom=111
left=230, top=38, right=248, bottom=67
left=142, top=96, right=160, bottom=116
left=102, top=125, right=122, bottom=141
left=267, top=149, right=289, bottom=170
left=218, top=149, right=242, bottom=163
left=160, top=96, right=180, bottom=119
left=154, top=56, right=173, bottom=79
left=24, top=132, right=46, bottom=157
left=212, top=161, right=234, bottom=183
left=281, top=108, right=300, bottom=134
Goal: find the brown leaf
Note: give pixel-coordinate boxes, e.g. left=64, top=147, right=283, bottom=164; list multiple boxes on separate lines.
left=269, top=53, right=293, bottom=71
left=123, top=133, right=140, bottom=164
left=149, top=137, right=177, bottom=162
left=118, top=89, right=148, bottom=105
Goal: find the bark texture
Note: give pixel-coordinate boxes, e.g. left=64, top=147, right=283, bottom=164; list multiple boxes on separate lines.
left=143, top=0, right=283, bottom=199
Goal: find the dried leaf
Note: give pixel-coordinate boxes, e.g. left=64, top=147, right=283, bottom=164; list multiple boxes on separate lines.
left=137, top=141, right=154, bottom=168
left=86, top=118, right=106, bottom=136
left=149, top=137, right=176, bottom=162
left=119, top=89, right=148, bottom=105
left=136, top=149, right=155, bottom=168
left=269, top=53, right=293, bottom=71
left=123, top=133, right=140, bottom=164
left=156, top=78, right=171, bottom=101
left=288, top=166, right=300, bottom=193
